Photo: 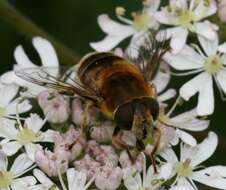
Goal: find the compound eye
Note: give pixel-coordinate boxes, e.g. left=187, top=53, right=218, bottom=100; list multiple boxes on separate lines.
left=114, top=102, right=134, bottom=130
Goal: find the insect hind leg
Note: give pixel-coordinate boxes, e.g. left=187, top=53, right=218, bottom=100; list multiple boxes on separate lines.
left=149, top=127, right=161, bottom=173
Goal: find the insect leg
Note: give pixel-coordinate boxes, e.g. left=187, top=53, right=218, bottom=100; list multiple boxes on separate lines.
left=150, top=127, right=161, bottom=173
left=80, top=100, right=93, bottom=133
left=112, top=126, right=135, bottom=161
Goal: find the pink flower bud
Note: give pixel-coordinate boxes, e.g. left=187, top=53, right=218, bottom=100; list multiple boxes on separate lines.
left=86, top=140, right=118, bottom=166
left=35, top=146, right=69, bottom=177
left=119, top=151, right=144, bottom=172
left=95, top=165, right=123, bottom=190
left=218, top=0, right=226, bottom=22
left=90, top=121, right=114, bottom=143
left=74, top=154, right=101, bottom=179
left=38, top=91, right=70, bottom=123
left=97, top=145, right=119, bottom=166
left=53, top=127, right=86, bottom=161
left=72, top=98, right=100, bottom=126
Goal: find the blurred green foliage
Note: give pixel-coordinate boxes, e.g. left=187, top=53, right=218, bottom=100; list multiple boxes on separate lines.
left=0, top=1, right=226, bottom=189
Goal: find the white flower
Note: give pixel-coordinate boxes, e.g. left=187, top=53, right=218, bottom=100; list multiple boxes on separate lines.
left=123, top=153, right=172, bottom=190
left=160, top=132, right=226, bottom=190
left=164, top=36, right=226, bottom=116
left=158, top=108, right=209, bottom=148
left=0, top=114, right=54, bottom=161
left=0, top=84, right=32, bottom=119
left=90, top=0, right=160, bottom=51
left=0, top=152, right=36, bottom=190
left=0, top=37, right=59, bottom=97
left=33, top=168, right=95, bottom=190
left=155, top=0, right=218, bottom=53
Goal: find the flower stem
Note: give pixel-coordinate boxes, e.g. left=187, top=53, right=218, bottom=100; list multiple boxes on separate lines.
left=167, top=96, right=182, bottom=117
left=0, top=0, right=80, bottom=65
left=57, top=166, right=67, bottom=190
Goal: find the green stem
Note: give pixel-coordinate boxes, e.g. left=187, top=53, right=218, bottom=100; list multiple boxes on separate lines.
left=0, top=0, right=80, bottom=65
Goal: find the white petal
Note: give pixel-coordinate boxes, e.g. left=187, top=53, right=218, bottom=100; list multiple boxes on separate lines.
left=160, top=147, right=178, bottom=163
left=170, top=185, right=193, bottom=190
left=198, top=35, right=219, bottom=56
left=25, top=143, right=38, bottom=162
left=11, top=176, right=36, bottom=190
left=11, top=181, right=27, bottom=190
left=0, top=71, right=30, bottom=87
left=144, top=0, right=160, bottom=15
left=67, top=169, right=87, bottom=190
left=14, top=176, right=37, bottom=186
left=40, top=130, right=56, bottom=142
left=14, top=45, right=36, bottom=68
left=0, top=84, right=19, bottom=108
left=155, top=9, right=178, bottom=25
left=28, top=184, right=48, bottom=190
left=193, top=0, right=217, bottom=20
left=169, top=108, right=209, bottom=131
left=0, top=119, right=18, bottom=139
left=216, top=70, right=226, bottom=94
left=177, top=177, right=196, bottom=190
left=158, top=89, right=176, bottom=102
left=32, top=37, right=59, bottom=67
left=194, top=21, right=218, bottom=41
left=179, top=72, right=214, bottom=116
left=169, top=27, right=188, bottom=54
left=25, top=114, right=44, bottom=133
left=97, top=14, right=134, bottom=35
left=124, top=172, right=142, bottom=190
left=10, top=153, right=34, bottom=176
left=218, top=43, right=226, bottom=53
left=191, top=132, right=218, bottom=167
left=176, top=129, right=197, bottom=146
left=6, top=98, right=32, bottom=115
left=164, top=45, right=204, bottom=70
left=90, top=14, right=135, bottom=51
left=191, top=166, right=226, bottom=189
left=1, top=140, right=22, bottom=156
left=90, top=34, right=132, bottom=52
left=33, top=169, right=55, bottom=189
left=153, top=64, right=170, bottom=93
left=158, top=163, right=172, bottom=180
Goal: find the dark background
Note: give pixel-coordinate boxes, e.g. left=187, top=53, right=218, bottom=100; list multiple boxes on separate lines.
left=0, top=1, right=225, bottom=189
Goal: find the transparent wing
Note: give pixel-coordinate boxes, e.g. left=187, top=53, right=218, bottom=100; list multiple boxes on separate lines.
left=15, top=66, right=101, bottom=102
left=126, top=30, right=170, bottom=81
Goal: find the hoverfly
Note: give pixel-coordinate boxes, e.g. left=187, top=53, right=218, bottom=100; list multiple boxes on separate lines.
left=15, top=33, right=169, bottom=172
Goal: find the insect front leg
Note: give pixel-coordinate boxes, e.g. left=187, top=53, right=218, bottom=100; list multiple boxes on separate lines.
left=112, top=126, right=135, bottom=161
left=80, top=100, right=94, bottom=133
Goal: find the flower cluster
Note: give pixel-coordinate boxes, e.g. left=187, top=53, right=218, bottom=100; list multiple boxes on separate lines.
left=0, top=0, right=226, bottom=190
